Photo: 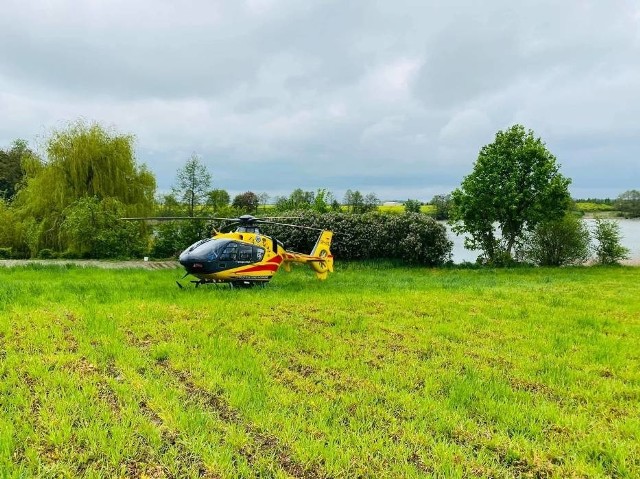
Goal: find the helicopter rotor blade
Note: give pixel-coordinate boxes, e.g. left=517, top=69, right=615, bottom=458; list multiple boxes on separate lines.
left=221, top=222, right=239, bottom=231
left=120, top=216, right=231, bottom=221
left=257, top=220, right=323, bottom=231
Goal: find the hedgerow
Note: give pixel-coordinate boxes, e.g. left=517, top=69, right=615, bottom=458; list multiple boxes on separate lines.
left=259, top=211, right=452, bottom=266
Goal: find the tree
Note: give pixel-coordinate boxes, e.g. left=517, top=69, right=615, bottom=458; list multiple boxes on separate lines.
left=61, top=196, right=147, bottom=258
left=207, top=189, right=230, bottom=212
left=592, top=218, right=629, bottom=265
left=273, top=195, right=289, bottom=211
left=289, top=188, right=315, bottom=209
left=431, top=194, right=452, bottom=220
left=404, top=199, right=422, bottom=214
left=273, top=189, right=318, bottom=212
left=313, top=189, right=332, bottom=213
left=0, top=199, right=22, bottom=256
left=520, top=214, right=591, bottom=266
left=615, top=190, right=640, bottom=218
left=344, top=189, right=365, bottom=213
left=257, top=192, right=270, bottom=211
left=0, top=139, right=33, bottom=201
left=156, top=193, right=182, bottom=216
left=450, top=125, right=571, bottom=264
left=363, top=193, right=380, bottom=213
left=10, top=120, right=155, bottom=254
left=232, top=191, right=259, bottom=213
left=173, top=154, right=211, bottom=217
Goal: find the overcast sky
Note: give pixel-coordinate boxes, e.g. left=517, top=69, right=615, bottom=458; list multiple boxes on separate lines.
left=1, top=0, right=638, bottom=201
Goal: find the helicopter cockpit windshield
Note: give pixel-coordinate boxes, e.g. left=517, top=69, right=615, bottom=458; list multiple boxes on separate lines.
left=180, top=238, right=265, bottom=268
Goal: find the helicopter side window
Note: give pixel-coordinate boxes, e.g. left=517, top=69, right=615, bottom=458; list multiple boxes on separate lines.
left=219, top=243, right=238, bottom=261
left=254, top=246, right=265, bottom=261
left=238, top=244, right=253, bottom=262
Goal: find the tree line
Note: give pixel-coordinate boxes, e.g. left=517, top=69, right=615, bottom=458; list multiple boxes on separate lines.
left=0, top=120, right=635, bottom=264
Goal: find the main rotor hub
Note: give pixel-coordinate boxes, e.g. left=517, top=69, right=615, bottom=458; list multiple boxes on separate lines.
left=238, top=214, right=258, bottom=225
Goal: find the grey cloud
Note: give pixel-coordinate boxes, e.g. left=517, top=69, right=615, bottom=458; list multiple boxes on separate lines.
left=0, top=0, right=638, bottom=200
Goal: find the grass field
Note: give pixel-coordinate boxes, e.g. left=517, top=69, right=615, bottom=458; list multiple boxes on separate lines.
left=1, top=263, right=639, bottom=478
left=376, top=205, right=437, bottom=215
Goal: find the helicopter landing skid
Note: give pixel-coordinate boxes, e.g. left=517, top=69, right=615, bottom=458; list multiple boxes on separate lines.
left=230, top=280, right=266, bottom=289
left=176, top=278, right=266, bottom=289
left=176, top=278, right=218, bottom=288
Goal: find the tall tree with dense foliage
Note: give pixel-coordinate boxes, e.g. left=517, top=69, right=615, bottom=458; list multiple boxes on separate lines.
left=450, top=125, right=571, bottom=263
left=7, top=120, right=155, bottom=255
left=207, top=189, right=231, bottom=212
left=172, top=154, right=212, bottom=217
left=232, top=191, right=259, bottom=213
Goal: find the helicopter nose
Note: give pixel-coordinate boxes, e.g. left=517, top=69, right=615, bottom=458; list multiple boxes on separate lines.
left=179, top=245, right=220, bottom=274
left=180, top=254, right=214, bottom=274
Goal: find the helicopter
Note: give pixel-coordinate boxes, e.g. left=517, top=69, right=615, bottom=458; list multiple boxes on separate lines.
left=123, top=214, right=334, bottom=287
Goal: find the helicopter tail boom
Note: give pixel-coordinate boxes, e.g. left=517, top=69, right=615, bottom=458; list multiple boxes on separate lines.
left=283, top=230, right=334, bottom=280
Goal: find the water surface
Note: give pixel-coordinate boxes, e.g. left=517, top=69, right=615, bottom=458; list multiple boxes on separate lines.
left=447, top=218, right=640, bottom=264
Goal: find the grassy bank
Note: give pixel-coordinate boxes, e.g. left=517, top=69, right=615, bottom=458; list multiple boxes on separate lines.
left=1, top=263, right=638, bottom=477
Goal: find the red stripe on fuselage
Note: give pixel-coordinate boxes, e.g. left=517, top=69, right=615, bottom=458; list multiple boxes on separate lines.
left=236, top=263, right=280, bottom=273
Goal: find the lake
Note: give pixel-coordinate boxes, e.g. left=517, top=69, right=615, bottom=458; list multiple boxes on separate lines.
left=447, top=218, right=640, bottom=264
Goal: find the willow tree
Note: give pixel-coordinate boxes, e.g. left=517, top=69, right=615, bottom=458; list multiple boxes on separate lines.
left=13, top=120, right=156, bottom=254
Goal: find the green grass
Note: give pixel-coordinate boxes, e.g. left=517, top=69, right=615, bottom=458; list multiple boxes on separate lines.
left=1, top=263, right=639, bottom=477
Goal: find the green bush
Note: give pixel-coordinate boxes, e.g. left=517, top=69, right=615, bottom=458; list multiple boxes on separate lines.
left=260, top=211, right=452, bottom=266
left=404, top=199, right=422, bottom=214
left=151, top=219, right=213, bottom=258
left=592, top=218, right=629, bottom=265
left=37, top=248, right=56, bottom=259
left=520, top=214, right=591, bottom=266
left=61, top=197, right=149, bottom=259
left=0, top=247, right=11, bottom=259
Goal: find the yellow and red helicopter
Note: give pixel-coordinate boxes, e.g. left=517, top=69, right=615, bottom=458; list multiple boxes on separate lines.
left=125, top=215, right=333, bottom=287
